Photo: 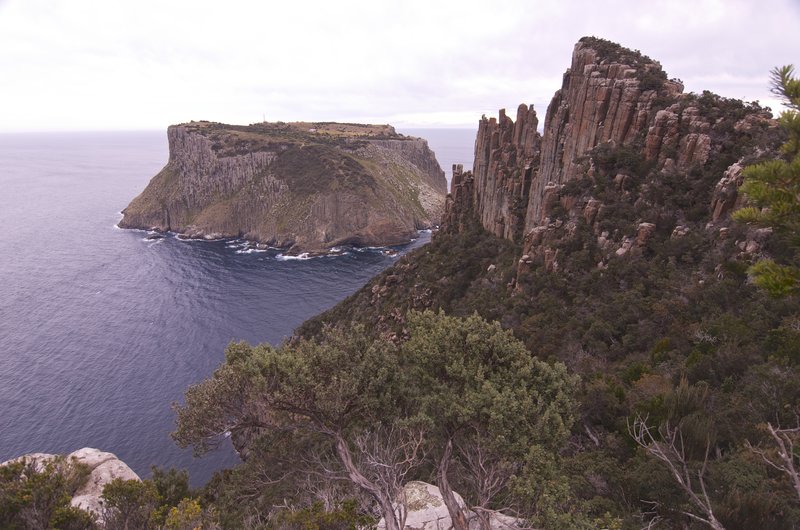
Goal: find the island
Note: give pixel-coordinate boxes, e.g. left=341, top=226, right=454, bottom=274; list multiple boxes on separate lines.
left=119, top=121, right=447, bottom=254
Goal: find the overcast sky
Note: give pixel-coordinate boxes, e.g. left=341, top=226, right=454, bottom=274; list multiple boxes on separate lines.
left=1, top=0, right=798, bottom=132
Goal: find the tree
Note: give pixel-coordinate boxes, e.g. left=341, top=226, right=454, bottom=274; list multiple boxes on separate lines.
left=101, top=478, right=160, bottom=530
left=746, top=422, right=800, bottom=502
left=172, top=328, right=420, bottom=530
left=399, top=310, right=578, bottom=530
left=630, top=417, right=724, bottom=530
left=734, top=65, right=800, bottom=296
left=173, top=313, right=578, bottom=530
left=629, top=378, right=725, bottom=530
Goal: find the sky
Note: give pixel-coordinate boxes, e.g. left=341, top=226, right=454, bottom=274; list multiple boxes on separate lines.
left=1, top=0, right=798, bottom=132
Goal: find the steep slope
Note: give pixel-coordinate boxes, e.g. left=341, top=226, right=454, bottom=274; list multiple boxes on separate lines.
left=119, top=121, right=446, bottom=253
left=298, top=38, right=800, bottom=528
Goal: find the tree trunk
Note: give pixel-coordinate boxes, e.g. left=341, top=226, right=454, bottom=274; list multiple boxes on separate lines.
left=334, top=434, right=400, bottom=530
left=437, top=439, right=470, bottom=530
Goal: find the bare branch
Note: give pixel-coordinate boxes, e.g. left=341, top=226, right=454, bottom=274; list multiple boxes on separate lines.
left=746, top=422, right=800, bottom=501
left=629, top=415, right=726, bottom=530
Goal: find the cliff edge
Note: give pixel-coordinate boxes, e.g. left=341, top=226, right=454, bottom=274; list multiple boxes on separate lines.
left=119, top=121, right=447, bottom=253
left=443, top=36, right=777, bottom=268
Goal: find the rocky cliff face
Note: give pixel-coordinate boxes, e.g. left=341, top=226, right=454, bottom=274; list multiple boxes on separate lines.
left=119, top=121, right=446, bottom=253
left=443, top=37, right=776, bottom=269
left=471, top=104, right=540, bottom=242
left=528, top=40, right=684, bottom=226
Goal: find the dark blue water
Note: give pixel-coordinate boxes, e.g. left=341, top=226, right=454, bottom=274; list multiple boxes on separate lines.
left=0, top=129, right=474, bottom=486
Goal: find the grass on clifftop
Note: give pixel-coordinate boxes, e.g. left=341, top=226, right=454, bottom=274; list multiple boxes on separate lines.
left=182, top=121, right=404, bottom=157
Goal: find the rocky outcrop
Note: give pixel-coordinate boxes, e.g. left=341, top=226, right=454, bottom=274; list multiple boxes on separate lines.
left=442, top=36, right=776, bottom=270
left=377, top=481, right=524, bottom=530
left=1, top=447, right=139, bottom=518
left=710, top=160, right=745, bottom=221
left=472, top=105, right=541, bottom=241
left=119, top=121, right=446, bottom=253
left=530, top=42, right=682, bottom=225
left=443, top=164, right=475, bottom=234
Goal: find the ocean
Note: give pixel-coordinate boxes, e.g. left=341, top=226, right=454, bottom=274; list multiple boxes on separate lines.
left=0, top=128, right=474, bottom=485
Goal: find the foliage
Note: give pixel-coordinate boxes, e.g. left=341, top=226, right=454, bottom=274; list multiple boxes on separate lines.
left=164, top=498, right=204, bottom=530
left=101, top=470, right=213, bottom=530
left=102, top=478, right=160, bottom=530
left=271, top=144, right=377, bottom=196
left=173, top=312, right=577, bottom=530
left=266, top=500, right=375, bottom=530
left=0, top=456, right=96, bottom=530
left=399, top=311, right=578, bottom=528
left=734, top=65, right=800, bottom=296
left=579, top=36, right=659, bottom=69
left=150, top=466, right=193, bottom=524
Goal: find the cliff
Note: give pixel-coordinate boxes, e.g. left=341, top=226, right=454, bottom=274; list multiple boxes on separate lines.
left=119, top=121, right=447, bottom=253
left=443, top=36, right=775, bottom=257
left=294, top=39, right=798, bottom=528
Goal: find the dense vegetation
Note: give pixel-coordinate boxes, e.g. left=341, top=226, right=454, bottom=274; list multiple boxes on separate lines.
left=293, top=69, right=800, bottom=528
left=5, top=65, right=800, bottom=530
left=171, top=312, right=579, bottom=529
left=0, top=459, right=206, bottom=530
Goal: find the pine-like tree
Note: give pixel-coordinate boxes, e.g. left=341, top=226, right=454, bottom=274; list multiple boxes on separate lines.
left=734, top=65, right=800, bottom=296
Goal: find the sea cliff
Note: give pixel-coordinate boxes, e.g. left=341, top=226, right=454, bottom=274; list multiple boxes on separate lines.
left=288, top=38, right=799, bottom=528
left=443, top=37, right=777, bottom=274
left=119, top=121, right=446, bottom=253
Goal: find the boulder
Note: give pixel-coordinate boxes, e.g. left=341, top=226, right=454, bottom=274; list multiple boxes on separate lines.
left=1, top=447, right=140, bottom=518
left=377, top=481, right=524, bottom=530
left=636, top=222, right=657, bottom=247
left=68, top=448, right=140, bottom=515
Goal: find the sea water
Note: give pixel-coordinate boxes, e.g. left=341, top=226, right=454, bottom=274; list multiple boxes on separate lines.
left=0, top=128, right=474, bottom=485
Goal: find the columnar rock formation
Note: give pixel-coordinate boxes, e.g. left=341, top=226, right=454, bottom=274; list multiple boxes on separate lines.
left=472, top=104, right=540, bottom=241
left=443, top=36, right=774, bottom=260
left=120, top=121, right=447, bottom=253
left=528, top=41, right=683, bottom=226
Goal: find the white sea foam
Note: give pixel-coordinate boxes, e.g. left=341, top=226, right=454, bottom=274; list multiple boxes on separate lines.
left=276, top=252, right=311, bottom=261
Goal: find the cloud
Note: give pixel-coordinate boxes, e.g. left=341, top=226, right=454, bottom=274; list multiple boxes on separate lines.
left=0, top=0, right=797, bottom=131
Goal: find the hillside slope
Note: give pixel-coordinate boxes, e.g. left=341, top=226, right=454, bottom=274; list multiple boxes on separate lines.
left=297, top=38, right=800, bottom=528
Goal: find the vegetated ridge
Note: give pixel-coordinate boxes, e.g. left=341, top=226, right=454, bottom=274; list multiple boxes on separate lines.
left=298, top=37, right=800, bottom=527
left=119, top=121, right=447, bottom=253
